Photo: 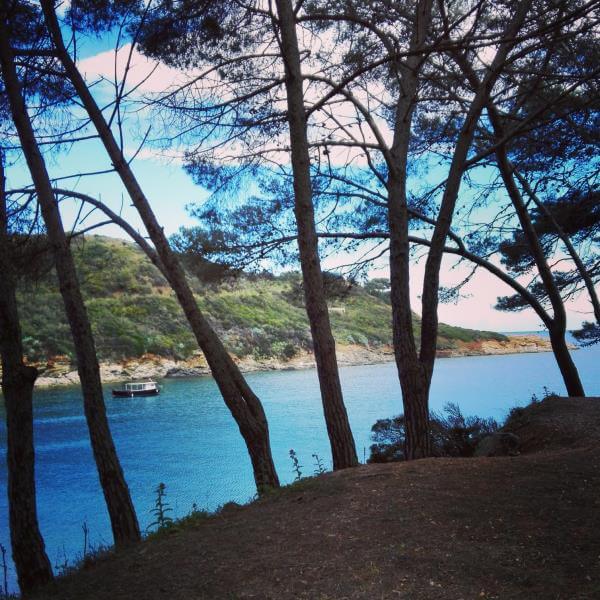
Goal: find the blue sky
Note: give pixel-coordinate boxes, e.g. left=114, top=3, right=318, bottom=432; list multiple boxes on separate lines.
left=7, top=135, right=201, bottom=239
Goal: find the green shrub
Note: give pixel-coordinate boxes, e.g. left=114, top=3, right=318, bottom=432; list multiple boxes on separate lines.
left=368, top=403, right=499, bottom=463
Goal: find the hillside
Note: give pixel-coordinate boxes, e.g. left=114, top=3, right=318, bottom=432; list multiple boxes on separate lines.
left=33, top=397, right=600, bottom=599
left=17, top=235, right=509, bottom=368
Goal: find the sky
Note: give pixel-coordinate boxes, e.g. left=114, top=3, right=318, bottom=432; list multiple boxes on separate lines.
left=4, top=22, right=597, bottom=334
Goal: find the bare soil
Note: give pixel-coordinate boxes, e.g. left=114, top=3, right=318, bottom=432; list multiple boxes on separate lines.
left=35, top=397, right=600, bottom=600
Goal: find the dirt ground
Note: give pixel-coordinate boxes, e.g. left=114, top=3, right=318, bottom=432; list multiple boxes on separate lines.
left=34, top=397, right=600, bottom=600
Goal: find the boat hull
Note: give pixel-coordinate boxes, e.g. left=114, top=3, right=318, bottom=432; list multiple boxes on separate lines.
left=112, top=388, right=160, bottom=397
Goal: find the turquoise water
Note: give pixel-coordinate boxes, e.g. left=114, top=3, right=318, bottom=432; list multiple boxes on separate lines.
left=0, top=341, right=598, bottom=591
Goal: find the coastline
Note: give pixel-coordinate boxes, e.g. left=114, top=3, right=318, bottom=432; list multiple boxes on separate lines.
left=31, top=334, right=561, bottom=388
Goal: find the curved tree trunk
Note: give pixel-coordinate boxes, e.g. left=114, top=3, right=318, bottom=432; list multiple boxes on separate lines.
left=40, top=0, right=279, bottom=491
left=0, top=12, right=141, bottom=546
left=274, top=0, right=357, bottom=469
left=0, top=155, right=53, bottom=594
left=419, top=0, right=533, bottom=377
left=453, top=51, right=585, bottom=398
left=495, top=153, right=585, bottom=397
left=514, top=170, right=600, bottom=327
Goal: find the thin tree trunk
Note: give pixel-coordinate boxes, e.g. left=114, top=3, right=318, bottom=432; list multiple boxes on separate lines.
left=514, top=169, right=600, bottom=326
left=0, top=10, right=141, bottom=546
left=0, top=155, right=53, bottom=594
left=419, top=0, right=533, bottom=379
left=40, top=0, right=279, bottom=490
left=454, top=51, right=585, bottom=398
left=387, top=1, right=531, bottom=459
left=274, top=0, right=357, bottom=469
left=548, top=325, right=585, bottom=396
left=386, top=0, right=434, bottom=460
left=494, top=148, right=585, bottom=396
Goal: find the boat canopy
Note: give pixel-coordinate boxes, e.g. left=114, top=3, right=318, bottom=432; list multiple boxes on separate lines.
left=123, top=382, right=157, bottom=392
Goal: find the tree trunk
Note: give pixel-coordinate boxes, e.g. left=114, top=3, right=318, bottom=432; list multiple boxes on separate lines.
left=40, top=0, right=279, bottom=491
left=386, top=0, right=434, bottom=460
left=402, top=380, right=431, bottom=460
left=454, top=49, right=585, bottom=398
left=419, top=0, right=533, bottom=376
left=274, top=0, right=357, bottom=469
left=514, top=169, right=600, bottom=327
left=548, top=325, right=585, bottom=396
left=0, top=155, right=53, bottom=594
left=387, top=1, right=531, bottom=458
left=495, top=150, right=585, bottom=397
left=0, top=11, right=141, bottom=546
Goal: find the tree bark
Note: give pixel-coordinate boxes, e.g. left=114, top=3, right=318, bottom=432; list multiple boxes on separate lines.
left=0, top=9, right=141, bottom=546
left=548, top=325, right=585, bottom=396
left=274, top=0, right=358, bottom=469
left=0, top=155, right=53, bottom=595
left=40, top=0, right=279, bottom=491
left=386, top=0, right=434, bottom=460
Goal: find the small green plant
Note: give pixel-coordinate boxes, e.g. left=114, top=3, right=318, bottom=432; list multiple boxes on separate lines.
left=168, top=502, right=211, bottom=531
left=530, top=386, right=558, bottom=404
left=82, top=521, right=89, bottom=562
left=312, top=453, right=326, bottom=475
left=78, top=540, right=112, bottom=572
left=54, top=546, right=71, bottom=577
left=147, top=482, right=174, bottom=532
left=289, top=449, right=303, bottom=481
left=542, top=386, right=558, bottom=399
left=51, top=526, right=113, bottom=579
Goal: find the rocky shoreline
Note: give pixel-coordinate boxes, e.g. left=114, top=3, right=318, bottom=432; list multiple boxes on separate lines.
left=30, top=335, right=560, bottom=388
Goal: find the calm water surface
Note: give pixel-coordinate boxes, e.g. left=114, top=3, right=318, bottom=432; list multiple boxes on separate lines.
left=0, top=340, right=598, bottom=590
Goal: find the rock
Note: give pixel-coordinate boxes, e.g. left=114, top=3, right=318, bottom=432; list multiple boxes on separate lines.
left=165, top=366, right=205, bottom=378
left=474, top=432, right=520, bottom=457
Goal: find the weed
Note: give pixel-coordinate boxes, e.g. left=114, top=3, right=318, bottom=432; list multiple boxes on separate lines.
left=183, top=503, right=211, bottom=523
left=312, top=453, right=326, bottom=475
left=144, top=499, right=230, bottom=541
left=79, top=541, right=112, bottom=570
left=54, top=546, right=70, bottom=577
left=289, top=449, right=303, bottom=481
left=149, top=502, right=212, bottom=535
left=82, top=521, right=89, bottom=561
left=531, top=386, right=558, bottom=404
left=542, top=386, right=558, bottom=399
left=147, top=482, right=174, bottom=532
left=0, top=543, right=7, bottom=600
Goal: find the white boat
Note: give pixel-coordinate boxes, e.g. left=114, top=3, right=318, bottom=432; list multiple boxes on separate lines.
left=112, top=381, right=160, bottom=397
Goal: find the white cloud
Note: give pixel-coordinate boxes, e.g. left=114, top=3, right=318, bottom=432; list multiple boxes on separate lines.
left=77, top=43, right=189, bottom=94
